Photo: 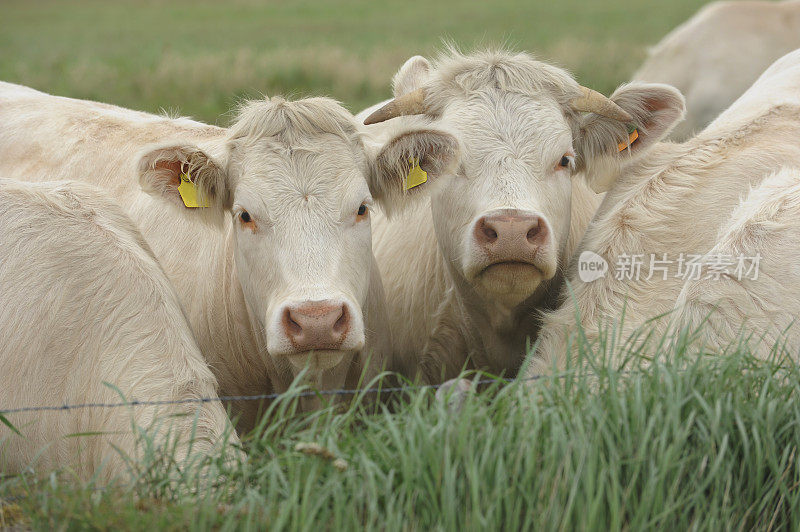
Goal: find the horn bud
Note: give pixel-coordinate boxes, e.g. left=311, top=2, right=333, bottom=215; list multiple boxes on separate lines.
left=363, top=88, right=428, bottom=125
left=570, top=86, right=632, bottom=122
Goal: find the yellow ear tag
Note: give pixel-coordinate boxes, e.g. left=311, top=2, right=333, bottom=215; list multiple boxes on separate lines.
left=404, top=157, right=428, bottom=191
left=177, top=171, right=210, bottom=208
left=617, top=129, right=639, bottom=152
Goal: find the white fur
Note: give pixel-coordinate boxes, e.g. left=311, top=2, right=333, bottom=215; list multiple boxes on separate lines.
left=0, top=82, right=458, bottom=431
left=634, top=0, right=800, bottom=140
left=677, top=167, right=800, bottom=356
left=0, top=179, right=240, bottom=481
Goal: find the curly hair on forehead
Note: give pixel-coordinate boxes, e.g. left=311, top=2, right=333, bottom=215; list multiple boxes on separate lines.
left=227, top=96, right=362, bottom=148
left=420, top=46, right=583, bottom=113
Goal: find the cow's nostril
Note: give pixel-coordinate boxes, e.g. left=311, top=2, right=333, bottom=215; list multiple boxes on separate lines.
left=333, top=305, right=349, bottom=334
left=526, top=220, right=541, bottom=243
left=479, top=219, right=498, bottom=242
left=283, top=308, right=302, bottom=336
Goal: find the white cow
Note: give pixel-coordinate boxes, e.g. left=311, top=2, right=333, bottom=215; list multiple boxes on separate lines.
left=526, top=48, right=800, bottom=376
left=677, top=166, right=800, bottom=357
left=357, top=49, right=684, bottom=382
left=634, top=0, right=800, bottom=140
left=0, top=83, right=459, bottom=431
left=0, top=179, right=240, bottom=482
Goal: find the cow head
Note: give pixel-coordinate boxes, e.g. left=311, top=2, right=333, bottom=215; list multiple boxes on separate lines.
left=363, top=50, right=685, bottom=309
left=137, top=97, right=458, bottom=384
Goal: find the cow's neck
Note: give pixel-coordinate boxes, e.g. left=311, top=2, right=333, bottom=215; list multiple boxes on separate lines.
left=447, top=265, right=553, bottom=376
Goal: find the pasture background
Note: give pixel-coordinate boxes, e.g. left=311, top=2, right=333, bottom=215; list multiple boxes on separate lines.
left=2, top=0, right=712, bottom=122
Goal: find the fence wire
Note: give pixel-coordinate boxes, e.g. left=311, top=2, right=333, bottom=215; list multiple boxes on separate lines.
left=0, top=375, right=562, bottom=506
left=0, top=376, right=543, bottom=416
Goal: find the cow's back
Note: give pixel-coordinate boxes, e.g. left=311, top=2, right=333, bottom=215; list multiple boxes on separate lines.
left=0, top=179, right=236, bottom=480
left=676, top=166, right=800, bottom=358
left=0, top=81, right=224, bottom=206
left=634, top=0, right=800, bottom=140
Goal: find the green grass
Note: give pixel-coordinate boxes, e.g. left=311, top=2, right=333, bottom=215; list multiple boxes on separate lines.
left=1, top=0, right=713, bottom=123
left=3, top=328, right=800, bottom=530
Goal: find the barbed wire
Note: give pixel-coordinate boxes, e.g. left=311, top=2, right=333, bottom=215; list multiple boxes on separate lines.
left=0, top=374, right=548, bottom=504
left=0, top=375, right=543, bottom=416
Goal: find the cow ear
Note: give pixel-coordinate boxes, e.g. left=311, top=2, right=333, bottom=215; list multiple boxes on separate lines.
left=392, top=56, right=431, bottom=97
left=575, top=83, right=685, bottom=192
left=367, top=127, right=460, bottom=217
left=137, top=142, right=230, bottom=220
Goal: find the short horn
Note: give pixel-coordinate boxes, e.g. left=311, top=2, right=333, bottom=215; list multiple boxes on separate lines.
left=363, top=88, right=428, bottom=125
left=570, top=86, right=632, bottom=122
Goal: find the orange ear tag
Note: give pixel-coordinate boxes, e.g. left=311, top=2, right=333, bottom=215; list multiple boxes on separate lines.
left=404, top=157, right=428, bottom=191
left=617, top=129, right=639, bottom=152
left=177, top=171, right=210, bottom=208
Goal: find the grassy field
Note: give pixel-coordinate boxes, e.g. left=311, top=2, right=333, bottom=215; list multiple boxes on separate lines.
left=1, top=0, right=712, bottom=123
left=9, top=0, right=799, bottom=530
left=2, top=335, right=800, bottom=530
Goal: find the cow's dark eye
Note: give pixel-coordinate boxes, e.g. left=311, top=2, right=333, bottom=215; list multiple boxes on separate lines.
left=559, top=155, right=571, bottom=167
left=240, top=210, right=251, bottom=223
left=357, top=204, right=368, bottom=216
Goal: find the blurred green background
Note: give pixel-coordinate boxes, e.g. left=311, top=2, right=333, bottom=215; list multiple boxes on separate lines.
left=1, top=0, right=713, bottom=125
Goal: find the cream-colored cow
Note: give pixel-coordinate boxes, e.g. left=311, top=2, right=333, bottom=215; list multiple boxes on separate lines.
left=0, top=179, right=240, bottom=482
left=0, top=83, right=458, bottom=431
left=527, top=49, right=800, bottom=376
left=634, top=0, right=800, bottom=140
left=357, top=49, right=684, bottom=382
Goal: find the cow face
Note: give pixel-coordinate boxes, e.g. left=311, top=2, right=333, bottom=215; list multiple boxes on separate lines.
left=227, top=130, right=373, bottom=373
left=364, top=52, right=685, bottom=310
left=433, top=91, right=575, bottom=307
left=137, top=97, right=458, bottom=378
